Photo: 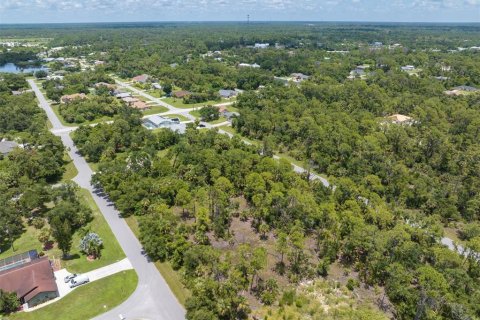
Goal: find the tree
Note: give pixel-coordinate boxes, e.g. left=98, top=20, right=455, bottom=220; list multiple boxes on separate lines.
left=175, top=188, right=192, bottom=216
left=50, top=216, right=73, bottom=259
left=199, top=105, right=220, bottom=122
left=37, top=227, right=52, bottom=250
left=34, top=70, right=48, bottom=79
left=79, top=232, right=103, bottom=259
left=0, top=289, right=19, bottom=314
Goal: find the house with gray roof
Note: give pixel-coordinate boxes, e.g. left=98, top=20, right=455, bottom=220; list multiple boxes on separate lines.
left=0, top=140, right=19, bottom=156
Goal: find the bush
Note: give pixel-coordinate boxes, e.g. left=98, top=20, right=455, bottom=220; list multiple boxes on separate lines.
left=79, top=232, right=103, bottom=259
left=31, top=217, right=45, bottom=229
left=346, top=278, right=360, bottom=291
left=0, top=289, right=19, bottom=314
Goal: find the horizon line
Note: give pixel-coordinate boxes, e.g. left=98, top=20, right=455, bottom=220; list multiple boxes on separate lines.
left=1, top=20, right=480, bottom=25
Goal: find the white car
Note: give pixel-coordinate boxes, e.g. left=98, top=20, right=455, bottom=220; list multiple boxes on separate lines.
left=64, top=273, right=78, bottom=283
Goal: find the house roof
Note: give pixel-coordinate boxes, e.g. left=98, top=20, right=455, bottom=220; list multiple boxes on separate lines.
left=132, top=74, right=149, bottom=82
left=0, top=140, right=19, bottom=155
left=132, top=101, right=149, bottom=110
left=122, top=96, right=140, bottom=103
left=61, top=93, right=86, bottom=102
left=0, top=257, right=58, bottom=302
left=453, top=85, right=478, bottom=92
left=386, top=114, right=413, bottom=123
left=115, top=92, right=131, bottom=98
left=219, top=89, right=237, bottom=98
left=173, top=90, right=191, bottom=98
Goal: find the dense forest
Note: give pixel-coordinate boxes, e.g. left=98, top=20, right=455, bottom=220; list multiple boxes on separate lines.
left=2, top=22, right=480, bottom=319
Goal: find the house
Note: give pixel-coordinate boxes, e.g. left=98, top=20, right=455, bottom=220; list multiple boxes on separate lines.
left=0, top=253, right=58, bottom=308
left=401, top=65, right=415, bottom=71
left=94, top=82, right=116, bottom=90
left=0, top=140, right=19, bottom=156
left=222, top=111, right=240, bottom=121
left=453, top=85, right=478, bottom=92
left=151, top=83, right=162, bottom=90
left=142, top=115, right=186, bottom=133
left=115, top=92, right=131, bottom=99
left=11, top=90, right=23, bottom=96
left=173, top=90, right=191, bottom=99
left=132, top=101, right=149, bottom=110
left=132, top=74, right=149, bottom=84
left=218, top=89, right=238, bottom=99
left=385, top=114, right=414, bottom=125
left=238, top=63, right=260, bottom=68
left=254, top=43, right=269, bottom=49
left=94, top=60, right=105, bottom=66
left=122, top=96, right=140, bottom=105
left=170, top=63, right=178, bottom=68
left=60, top=93, right=86, bottom=104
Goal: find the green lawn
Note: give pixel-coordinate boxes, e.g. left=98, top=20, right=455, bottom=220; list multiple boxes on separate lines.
left=189, top=111, right=227, bottom=124
left=6, top=270, right=138, bottom=320
left=163, top=114, right=190, bottom=122
left=125, top=216, right=190, bottom=306
left=146, top=90, right=164, bottom=98
left=163, top=97, right=222, bottom=109
left=63, top=188, right=126, bottom=273
left=0, top=189, right=125, bottom=274
left=61, top=153, right=78, bottom=182
left=141, top=104, right=169, bottom=116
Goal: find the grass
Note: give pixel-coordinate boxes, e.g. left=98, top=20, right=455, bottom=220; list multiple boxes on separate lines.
left=6, top=270, right=138, bottom=320
left=0, top=189, right=125, bottom=274
left=146, top=90, right=164, bottom=98
left=64, top=188, right=126, bottom=273
left=162, top=114, right=190, bottom=122
left=217, top=126, right=260, bottom=146
left=125, top=216, right=190, bottom=306
left=61, top=153, right=78, bottom=182
left=141, top=104, right=169, bottom=116
left=189, top=111, right=227, bottom=124
left=163, top=97, right=222, bottom=109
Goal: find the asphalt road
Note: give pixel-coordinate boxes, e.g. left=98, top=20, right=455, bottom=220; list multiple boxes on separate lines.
left=28, top=79, right=185, bottom=320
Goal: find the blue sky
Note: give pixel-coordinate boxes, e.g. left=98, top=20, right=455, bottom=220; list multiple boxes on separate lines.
left=0, top=0, right=478, bottom=23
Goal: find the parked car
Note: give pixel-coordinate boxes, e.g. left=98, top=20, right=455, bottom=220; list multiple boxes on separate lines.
left=69, top=274, right=90, bottom=288
left=64, top=273, right=78, bottom=283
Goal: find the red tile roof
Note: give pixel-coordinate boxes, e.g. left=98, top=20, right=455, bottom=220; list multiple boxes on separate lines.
left=0, top=257, right=58, bottom=303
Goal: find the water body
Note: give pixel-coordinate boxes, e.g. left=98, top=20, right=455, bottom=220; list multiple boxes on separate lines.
left=0, top=63, right=48, bottom=74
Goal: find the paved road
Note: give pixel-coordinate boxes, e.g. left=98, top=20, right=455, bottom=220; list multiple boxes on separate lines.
left=28, top=79, right=185, bottom=320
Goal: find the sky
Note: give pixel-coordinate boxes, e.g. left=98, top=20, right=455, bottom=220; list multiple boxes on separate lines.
left=0, top=0, right=478, bottom=24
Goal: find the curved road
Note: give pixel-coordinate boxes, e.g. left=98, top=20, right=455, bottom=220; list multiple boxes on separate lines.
left=28, top=79, right=185, bottom=320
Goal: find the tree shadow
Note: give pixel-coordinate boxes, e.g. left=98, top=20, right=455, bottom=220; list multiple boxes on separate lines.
left=62, top=253, right=80, bottom=261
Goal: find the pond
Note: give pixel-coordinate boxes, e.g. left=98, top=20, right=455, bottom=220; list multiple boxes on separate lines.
left=0, top=63, right=48, bottom=74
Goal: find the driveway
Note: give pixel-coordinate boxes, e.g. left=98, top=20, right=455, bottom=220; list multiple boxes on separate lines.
left=25, top=258, right=133, bottom=312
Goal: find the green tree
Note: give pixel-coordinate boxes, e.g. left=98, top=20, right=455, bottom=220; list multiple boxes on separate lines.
left=50, top=216, right=73, bottom=258
left=0, top=289, right=19, bottom=314
left=79, top=232, right=103, bottom=259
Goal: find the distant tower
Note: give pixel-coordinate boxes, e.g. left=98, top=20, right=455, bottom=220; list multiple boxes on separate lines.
left=247, top=14, right=250, bottom=24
